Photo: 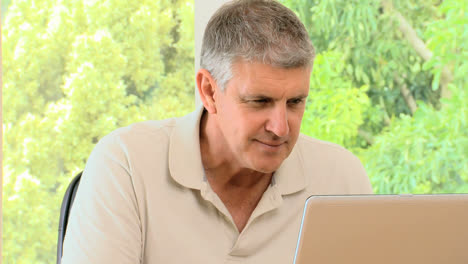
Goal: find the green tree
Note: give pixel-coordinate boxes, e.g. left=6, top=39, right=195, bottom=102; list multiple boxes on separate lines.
left=2, top=0, right=194, bottom=262
left=281, top=0, right=449, bottom=139
left=281, top=0, right=467, bottom=193
left=1, top=0, right=12, bottom=22
left=360, top=0, right=468, bottom=194
left=301, top=51, right=370, bottom=148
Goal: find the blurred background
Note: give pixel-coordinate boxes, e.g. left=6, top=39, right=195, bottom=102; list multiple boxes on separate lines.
left=2, top=0, right=467, bottom=262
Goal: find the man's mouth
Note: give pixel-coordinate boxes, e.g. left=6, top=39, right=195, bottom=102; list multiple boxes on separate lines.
left=255, top=139, right=286, bottom=148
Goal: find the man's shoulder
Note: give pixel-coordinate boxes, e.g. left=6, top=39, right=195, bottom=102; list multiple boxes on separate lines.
left=295, top=133, right=373, bottom=194
left=94, top=117, right=181, bottom=155
left=103, top=107, right=202, bottom=146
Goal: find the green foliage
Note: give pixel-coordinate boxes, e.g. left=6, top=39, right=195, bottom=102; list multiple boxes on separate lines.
left=1, top=0, right=12, bottom=21
left=282, top=0, right=467, bottom=195
left=424, top=0, right=468, bottom=91
left=301, top=51, right=370, bottom=147
left=281, top=0, right=440, bottom=136
left=2, top=0, right=194, bottom=262
left=361, top=0, right=468, bottom=194
left=361, top=90, right=467, bottom=194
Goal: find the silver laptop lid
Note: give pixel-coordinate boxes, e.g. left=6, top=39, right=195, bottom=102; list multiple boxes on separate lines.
left=294, top=194, right=468, bottom=264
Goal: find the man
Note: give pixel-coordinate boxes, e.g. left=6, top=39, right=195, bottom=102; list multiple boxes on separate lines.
left=62, top=0, right=372, bottom=263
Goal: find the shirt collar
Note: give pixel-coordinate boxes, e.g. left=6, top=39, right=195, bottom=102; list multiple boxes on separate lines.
left=272, top=140, right=308, bottom=195
left=168, top=104, right=206, bottom=190
left=168, top=104, right=308, bottom=195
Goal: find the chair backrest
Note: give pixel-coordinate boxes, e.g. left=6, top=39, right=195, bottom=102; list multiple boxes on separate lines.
left=57, top=172, right=82, bottom=264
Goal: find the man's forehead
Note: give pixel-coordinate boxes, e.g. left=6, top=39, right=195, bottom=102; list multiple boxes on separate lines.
left=231, top=60, right=309, bottom=81
left=238, top=86, right=309, bottom=97
left=232, top=60, right=311, bottom=77
left=229, top=65, right=310, bottom=99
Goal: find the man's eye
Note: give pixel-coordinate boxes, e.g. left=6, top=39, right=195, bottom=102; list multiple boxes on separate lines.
left=252, top=99, right=269, bottom=104
left=288, top=98, right=304, bottom=105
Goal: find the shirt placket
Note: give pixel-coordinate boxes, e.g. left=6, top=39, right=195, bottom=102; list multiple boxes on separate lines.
left=200, top=180, right=284, bottom=263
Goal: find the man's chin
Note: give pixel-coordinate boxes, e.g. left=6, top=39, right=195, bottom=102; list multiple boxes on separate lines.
left=244, top=148, right=291, bottom=173
left=250, top=158, right=284, bottom=174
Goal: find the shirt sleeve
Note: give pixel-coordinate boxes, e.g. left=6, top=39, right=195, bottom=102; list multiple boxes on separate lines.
left=61, top=133, right=142, bottom=263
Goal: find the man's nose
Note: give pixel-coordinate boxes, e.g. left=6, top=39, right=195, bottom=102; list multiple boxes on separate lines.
left=265, top=104, right=289, bottom=138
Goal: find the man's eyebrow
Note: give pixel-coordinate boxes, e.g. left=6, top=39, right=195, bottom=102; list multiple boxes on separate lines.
left=239, top=94, right=309, bottom=101
left=238, top=94, right=271, bottom=102
left=288, top=94, right=309, bottom=100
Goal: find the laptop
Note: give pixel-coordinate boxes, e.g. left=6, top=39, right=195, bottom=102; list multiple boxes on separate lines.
left=293, top=194, right=468, bottom=264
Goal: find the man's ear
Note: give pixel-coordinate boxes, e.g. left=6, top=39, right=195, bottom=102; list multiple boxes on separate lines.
left=196, top=69, right=218, bottom=114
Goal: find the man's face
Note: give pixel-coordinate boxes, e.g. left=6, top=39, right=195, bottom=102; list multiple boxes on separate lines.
left=213, top=61, right=311, bottom=173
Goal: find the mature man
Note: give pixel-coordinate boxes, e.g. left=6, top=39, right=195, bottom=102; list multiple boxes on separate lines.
left=62, top=0, right=372, bottom=263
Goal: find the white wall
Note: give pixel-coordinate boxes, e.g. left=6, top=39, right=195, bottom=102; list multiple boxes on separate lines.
left=194, top=0, right=230, bottom=105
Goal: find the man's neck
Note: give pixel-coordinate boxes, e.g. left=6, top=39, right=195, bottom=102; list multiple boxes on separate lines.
left=199, top=111, right=273, bottom=232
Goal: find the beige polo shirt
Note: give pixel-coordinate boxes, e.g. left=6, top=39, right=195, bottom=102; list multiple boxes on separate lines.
left=62, top=105, right=372, bottom=264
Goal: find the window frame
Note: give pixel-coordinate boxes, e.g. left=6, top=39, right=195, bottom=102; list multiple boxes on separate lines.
left=194, top=0, right=230, bottom=105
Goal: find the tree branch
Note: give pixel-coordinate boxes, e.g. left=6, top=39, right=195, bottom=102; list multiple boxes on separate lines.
left=395, top=75, right=417, bottom=114
left=399, top=81, right=418, bottom=115
left=381, top=0, right=453, bottom=98
left=358, top=129, right=375, bottom=145
left=379, top=96, right=392, bottom=126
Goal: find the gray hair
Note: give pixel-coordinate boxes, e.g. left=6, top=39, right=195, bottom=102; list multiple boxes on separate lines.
left=200, top=0, right=315, bottom=91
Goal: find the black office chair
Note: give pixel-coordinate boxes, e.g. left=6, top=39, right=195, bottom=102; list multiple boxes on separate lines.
left=57, top=171, right=82, bottom=264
